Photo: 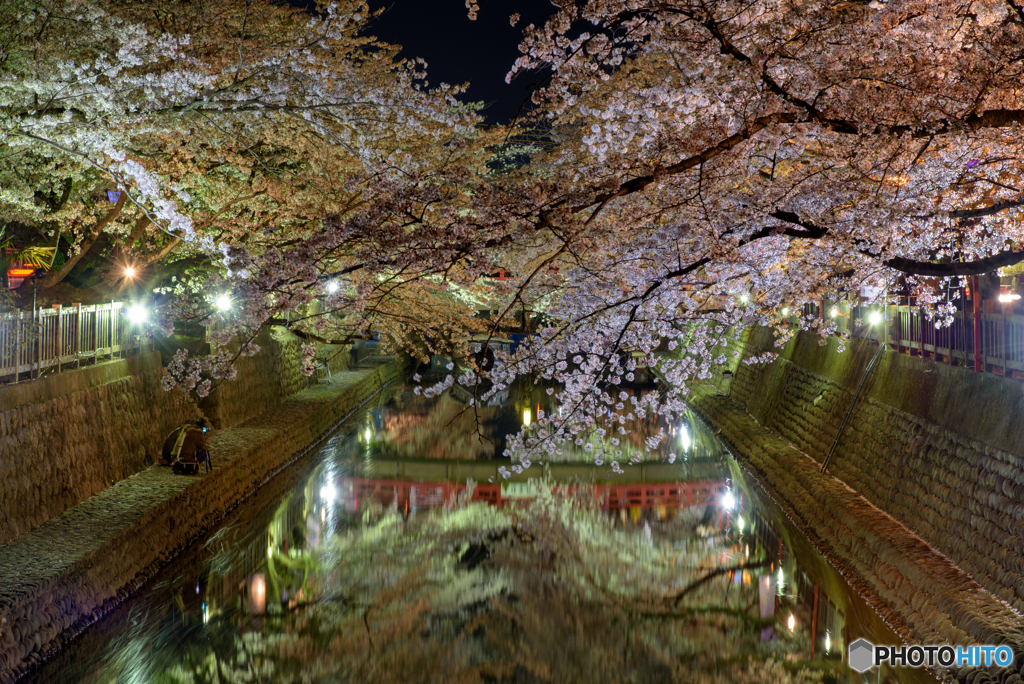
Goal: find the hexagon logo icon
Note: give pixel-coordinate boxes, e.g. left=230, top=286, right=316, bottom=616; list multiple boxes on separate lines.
left=849, top=638, right=876, bottom=673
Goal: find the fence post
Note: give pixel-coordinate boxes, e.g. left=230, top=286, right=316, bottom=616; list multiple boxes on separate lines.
left=54, top=304, right=62, bottom=373
left=12, top=313, right=19, bottom=383
left=973, top=275, right=983, bottom=372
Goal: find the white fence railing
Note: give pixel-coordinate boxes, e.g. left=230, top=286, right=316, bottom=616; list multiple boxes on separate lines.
left=0, top=302, right=128, bottom=381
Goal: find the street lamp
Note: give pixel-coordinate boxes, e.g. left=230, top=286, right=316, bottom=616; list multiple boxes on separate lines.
left=126, top=304, right=147, bottom=324
left=215, top=294, right=232, bottom=312
left=868, top=310, right=882, bottom=325
left=124, top=266, right=136, bottom=279
left=326, top=280, right=340, bottom=294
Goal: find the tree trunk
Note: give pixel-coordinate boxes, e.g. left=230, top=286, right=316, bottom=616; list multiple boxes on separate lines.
left=42, top=193, right=126, bottom=289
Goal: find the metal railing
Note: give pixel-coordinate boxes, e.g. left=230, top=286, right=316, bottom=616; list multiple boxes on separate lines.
left=0, top=302, right=128, bottom=382
left=800, top=297, right=1024, bottom=380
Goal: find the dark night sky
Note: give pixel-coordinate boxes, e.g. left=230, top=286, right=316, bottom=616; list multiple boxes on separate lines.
left=294, top=1, right=557, bottom=125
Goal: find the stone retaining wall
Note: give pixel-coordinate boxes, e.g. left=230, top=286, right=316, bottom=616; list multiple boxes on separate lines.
left=720, top=327, right=1024, bottom=616
left=0, top=353, right=198, bottom=545
left=0, top=334, right=352, bottom=547
left=200, top=328, right=351, bottom=429
left=0, top=360, right=406, bottom=684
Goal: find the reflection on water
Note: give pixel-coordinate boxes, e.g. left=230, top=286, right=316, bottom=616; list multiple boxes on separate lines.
left=25, top=379, right=932, bottom=684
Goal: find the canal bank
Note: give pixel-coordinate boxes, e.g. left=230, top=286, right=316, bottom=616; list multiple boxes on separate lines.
left=0, top=357, right=406, bottom=684
left=689, top=377, right=1024, bottom=683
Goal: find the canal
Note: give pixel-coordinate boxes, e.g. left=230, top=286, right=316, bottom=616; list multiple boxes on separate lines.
left=23, top=374, right=934, bottom=684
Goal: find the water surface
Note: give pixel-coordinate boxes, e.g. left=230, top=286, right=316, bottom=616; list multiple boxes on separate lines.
left=25, top=377, right=931, bottom=684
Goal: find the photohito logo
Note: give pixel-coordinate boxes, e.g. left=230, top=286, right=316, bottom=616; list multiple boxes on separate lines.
left=848, top=639, right=1014, bottom=673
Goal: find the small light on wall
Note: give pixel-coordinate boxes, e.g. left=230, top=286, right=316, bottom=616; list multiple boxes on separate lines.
left=830, top=307, right=838, bottom=318
left=523, top=408, right=532, bottom=426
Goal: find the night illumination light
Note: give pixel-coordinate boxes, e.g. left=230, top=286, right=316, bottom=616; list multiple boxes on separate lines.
left=781, top=307, right=790, bottom=316
left=126, top=304, right=147, bottom=324
left=320, top=482, right=336, bottom=504
left=998, top=293, right=1021, bottom=303
left=124, top=266, right=135, bottom=279
left=788, top=613, right=795, bottom=631
left=215, top=294, right=232, bottom=311
left=721, top=490, right=735, bottom=511
left=868, top=310, right=882, bottom=325
left=327, top=280, right=340, bottom=294
left=523, top=408, right=532, bottom=426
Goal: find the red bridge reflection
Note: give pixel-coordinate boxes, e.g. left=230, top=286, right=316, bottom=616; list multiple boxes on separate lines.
left=332, top=478, right=729, bottom=512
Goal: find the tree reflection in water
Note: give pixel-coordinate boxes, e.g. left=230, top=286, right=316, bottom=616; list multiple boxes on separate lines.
left=123, top=485, right=826, bottom=684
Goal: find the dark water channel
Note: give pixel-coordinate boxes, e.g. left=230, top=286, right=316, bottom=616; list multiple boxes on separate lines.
left=25, top=376, right=934, bottom=684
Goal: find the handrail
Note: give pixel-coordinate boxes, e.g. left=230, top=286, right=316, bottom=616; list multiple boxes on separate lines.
left=0, top=302, right=128, bottom=383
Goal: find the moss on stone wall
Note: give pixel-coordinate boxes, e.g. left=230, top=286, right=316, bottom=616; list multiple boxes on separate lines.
left=724, top=327, right=1024, bottom=614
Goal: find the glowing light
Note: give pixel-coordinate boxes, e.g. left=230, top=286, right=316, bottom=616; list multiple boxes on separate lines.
left=364, top=426, right=372, bottom=441
left=998, top=293, right=1021, bottom=303
left=788, top=613, right=795, bottom=631
left=868, top=310, right=882, bottom=325
left=740, top=294, right=750, bottom=303
left=326, top=280, right=340, bottom=294
left=825, top=631, right=831, bottom=653
left=721, top=490, right=735, bottom=511
left=202, top=602, right=209, bottom=624
left=215, top=294, right=232, bottom=311
left=737, top=516, right=745, bottom=532
left=523, top=408, right=532, bottom=426
left=126, top=304, right=147, bottom=324
left=781, top=307, right=790, bottom=316
left=679, top=425, right=691, bottom=450
left=320, top=482, right=336, bottom=504
left=777, top=567, right=785, bottom=592
left=249, top=574, right=266, bottom=614
left=124, top=266, right=135, bottom=279
left=320, top=507, right=326, bottom=522
left=830, top=307, right=838, bottom=318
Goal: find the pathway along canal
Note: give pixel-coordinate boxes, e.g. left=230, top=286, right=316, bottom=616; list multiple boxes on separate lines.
left=22, top=376, right=934, bottom=684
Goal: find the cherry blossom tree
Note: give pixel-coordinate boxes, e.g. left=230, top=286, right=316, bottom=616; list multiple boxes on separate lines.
left=0, top=0, right=481, bottom=291
left=444, top=0, right=1024, bottom=465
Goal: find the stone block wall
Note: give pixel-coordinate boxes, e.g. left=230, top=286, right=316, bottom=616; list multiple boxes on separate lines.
left=726, top=327, right=1024, bottom=614
left=0, top=333, right=353, bottom=546
left=202, top=328, right=351, bottom=429
left=0, top=352, right=198, bottom=545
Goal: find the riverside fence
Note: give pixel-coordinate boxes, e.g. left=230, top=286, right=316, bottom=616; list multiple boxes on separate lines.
left=804, top=293, right=1024, bottom=380
left=0, top=302, right=132, bottom=382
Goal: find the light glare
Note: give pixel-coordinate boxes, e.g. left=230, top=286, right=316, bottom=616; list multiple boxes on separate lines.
left=327, top=281, right=340, bottom=294
left=124, top=266, right=135, bottom=279
left=868, top=310, right=882, bottom=325
left=215, top=294, right=232, bottom=311
left=126, top=304, right=147, bottom=324
left=722, top=490, right=735, bottom=511
left=998, top=293, right=1021, bottom=303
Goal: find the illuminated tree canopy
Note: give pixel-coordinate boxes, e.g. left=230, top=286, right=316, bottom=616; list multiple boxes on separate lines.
left=6, top=0, right=1024, bottom=460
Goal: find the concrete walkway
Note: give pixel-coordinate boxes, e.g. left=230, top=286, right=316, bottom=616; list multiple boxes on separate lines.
left=0, top=359, right=405, bottom=683
left=690, top=386, right=1024, bottom=684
